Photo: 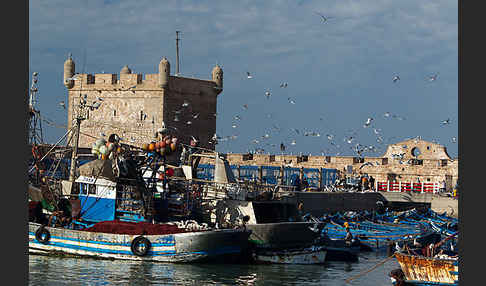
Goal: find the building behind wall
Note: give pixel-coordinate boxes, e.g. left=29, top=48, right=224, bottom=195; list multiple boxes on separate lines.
left=63, top=55, right=223, bottom=150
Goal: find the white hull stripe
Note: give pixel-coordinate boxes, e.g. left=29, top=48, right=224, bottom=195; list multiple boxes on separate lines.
left=28, top=232, right=175, bottom=247
left=29, top=235, right=175, bottom=255
left=29, top=237, right=242, bottom=257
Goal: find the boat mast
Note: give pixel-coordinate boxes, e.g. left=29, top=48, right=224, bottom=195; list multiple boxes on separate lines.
left=28, top=72, right=44, bottom=145
left=69, top=105, right=83, bottom=181
left=175, top=31, right=181, bottom=76
left=67, top=61, right=102, bottom=182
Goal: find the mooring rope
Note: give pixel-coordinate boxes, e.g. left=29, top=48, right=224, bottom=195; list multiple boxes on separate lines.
left=344, top=253, right=396, bottom=284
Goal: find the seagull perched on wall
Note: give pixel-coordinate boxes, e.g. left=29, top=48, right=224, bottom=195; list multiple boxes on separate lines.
left=393, top=75, right=400, bottom=82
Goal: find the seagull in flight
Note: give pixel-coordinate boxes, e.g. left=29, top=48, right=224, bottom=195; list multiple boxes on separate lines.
left=393, top=75, right=400, bottom=83
left=59, top=101, right=66, bottom=109
left=441, top=118, right=451, bottom=126
left=265, top=91, right=271, bottom=99
left=246, top=72, right=253, bottom=79
left=280, top=82, right=288, bottom=88
left=314, top=12, right=332, bottom=23
left=363, top=117, right=373, bottom=128
left=428, top=73, right=439, bottom=82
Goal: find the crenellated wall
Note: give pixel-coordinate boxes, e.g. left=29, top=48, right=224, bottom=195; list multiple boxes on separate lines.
left=65, top=57, right=223, bottom=150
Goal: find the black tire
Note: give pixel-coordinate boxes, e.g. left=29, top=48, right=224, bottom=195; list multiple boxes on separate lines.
left=35, top=226, right=50, bottom=244
left=131, top=236, right=151, bottom=257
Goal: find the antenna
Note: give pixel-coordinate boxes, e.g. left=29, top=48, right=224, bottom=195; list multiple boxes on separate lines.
left=175, top=31, right=181, bottom=76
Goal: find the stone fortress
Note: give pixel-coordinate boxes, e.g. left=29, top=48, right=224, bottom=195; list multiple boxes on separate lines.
left=63, top=55, right=223, bottom=150
left=63, top=55, right=458, bottom=192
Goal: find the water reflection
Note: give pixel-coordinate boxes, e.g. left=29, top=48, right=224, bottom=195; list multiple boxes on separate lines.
left=29, top=253, right=398, bottom=286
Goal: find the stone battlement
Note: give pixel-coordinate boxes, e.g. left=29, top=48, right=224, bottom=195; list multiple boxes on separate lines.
left=70, top=73, right=218, bottom=92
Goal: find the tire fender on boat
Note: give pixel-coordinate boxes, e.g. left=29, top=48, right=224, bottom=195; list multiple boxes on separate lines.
left=35, top=226, right=51, bottom=244
left=131, top=236, right=151, bottom=257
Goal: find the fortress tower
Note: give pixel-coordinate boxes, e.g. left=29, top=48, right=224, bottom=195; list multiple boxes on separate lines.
left=64, top=55, right=223, bottom=150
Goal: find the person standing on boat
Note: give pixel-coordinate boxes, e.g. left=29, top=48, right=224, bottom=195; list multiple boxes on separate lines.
left=297, top=201, right=304, bottom=217
left=369, top=176, right=375, bottom=191
left=293, top=176, right=301, bottom=192
left=344, top=227, right=353, bottom=245
left=302, top=177, right=309, bottom=191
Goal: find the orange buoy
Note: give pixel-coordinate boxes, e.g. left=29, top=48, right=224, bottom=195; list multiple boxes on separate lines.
left=160, top=140, right=166, bottom=148
left=148, top=143, right=155, bottom=151
left=170, top=142, right=177, bottom=152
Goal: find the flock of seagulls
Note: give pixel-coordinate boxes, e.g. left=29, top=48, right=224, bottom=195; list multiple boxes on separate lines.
left=52, top=11, right=455, bottom=159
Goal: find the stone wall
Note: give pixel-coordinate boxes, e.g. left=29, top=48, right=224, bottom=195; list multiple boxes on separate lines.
left=202, top=139, right=459, bottom=190
left=66, top=60, right=222, bottom=150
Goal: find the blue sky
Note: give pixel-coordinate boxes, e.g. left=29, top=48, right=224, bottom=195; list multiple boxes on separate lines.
left=29, top=0, right=458, bottom=158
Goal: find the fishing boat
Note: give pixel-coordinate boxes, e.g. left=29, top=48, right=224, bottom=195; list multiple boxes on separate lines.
left=321, top=238, right=360, bottom=261
left=28, top=124, right=252, bottom=262
left=252, top=246, right=327, bottom=264
left=391, top=252, right=458, bottom=285
left=29, top=221, right=250, bottom=262
left=28, top=158, right=252, bottom=262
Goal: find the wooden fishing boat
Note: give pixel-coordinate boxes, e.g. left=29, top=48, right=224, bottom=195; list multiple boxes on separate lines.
left=28, top=150, right=253, bottom=263
left=322, top=238, right=360, bottom=261
left=29, top=221, right=251, bottom=262
left=253, top=246, right=327, bottom=264
left=392, top=252, right=458, bottom=285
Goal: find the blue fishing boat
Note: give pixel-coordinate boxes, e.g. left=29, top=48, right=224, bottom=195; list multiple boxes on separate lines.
left=28, top=153, right=252, bottom=262
left=29, top=221, right=251, bottom=262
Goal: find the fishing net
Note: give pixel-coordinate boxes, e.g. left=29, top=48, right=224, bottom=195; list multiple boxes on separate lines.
left=83, top=220, right=197, bottom=235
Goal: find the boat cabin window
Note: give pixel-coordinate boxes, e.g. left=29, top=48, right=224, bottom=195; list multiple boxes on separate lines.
left=79, top=183, right=97, bottom=195
left=79, top=183, right=87, bottom=195
left=89, top=184, right=96, bottom=194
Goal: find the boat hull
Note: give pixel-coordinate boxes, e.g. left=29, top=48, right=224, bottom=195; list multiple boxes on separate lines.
left=246, top=222, right=323, bottom=249
left=29, top=222, right=250, bottom=263
left=394, top=252, right=458, bottom=285
left=254, top=247, right=327, bottom=264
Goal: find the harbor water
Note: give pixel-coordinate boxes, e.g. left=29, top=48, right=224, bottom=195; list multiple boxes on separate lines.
left=29, top=252, right=400, bottom=285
